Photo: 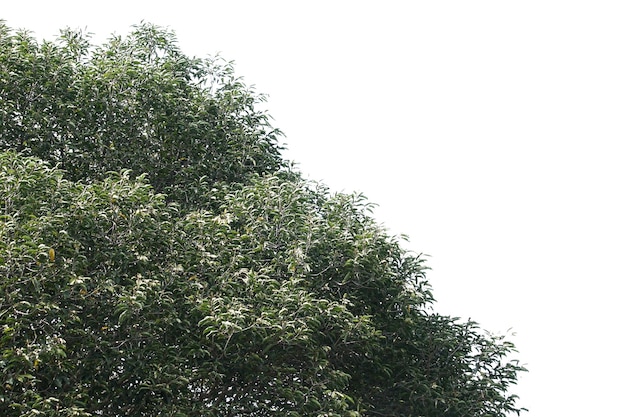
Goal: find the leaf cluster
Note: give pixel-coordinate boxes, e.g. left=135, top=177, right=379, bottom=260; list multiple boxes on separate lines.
left=0, top=21, right=284, bottom=210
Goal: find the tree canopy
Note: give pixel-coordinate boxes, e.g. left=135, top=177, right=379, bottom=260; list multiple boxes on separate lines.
left=0, top=22, right=526, bottom=416
left=0, top=21, right=284, bottom=210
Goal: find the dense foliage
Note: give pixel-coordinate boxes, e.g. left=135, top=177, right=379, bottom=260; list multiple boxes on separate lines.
left=0, top=22, right=526, bottom=416
left=0, top=21, right=283, bottom=209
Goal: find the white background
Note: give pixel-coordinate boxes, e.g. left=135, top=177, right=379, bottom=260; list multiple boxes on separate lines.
left=4, top=2, right=626, bottom=415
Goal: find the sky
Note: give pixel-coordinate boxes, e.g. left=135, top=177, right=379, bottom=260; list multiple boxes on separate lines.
left=3, top=1, right=626, bottom=415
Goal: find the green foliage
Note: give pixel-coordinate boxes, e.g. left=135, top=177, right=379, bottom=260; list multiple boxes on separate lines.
left=0, top=21, right=526, bottom=416
left=0, top=21, right=284, bottom=209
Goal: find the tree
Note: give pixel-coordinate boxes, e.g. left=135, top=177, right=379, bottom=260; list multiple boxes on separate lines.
left=0, top=22, right=526, bottom=416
